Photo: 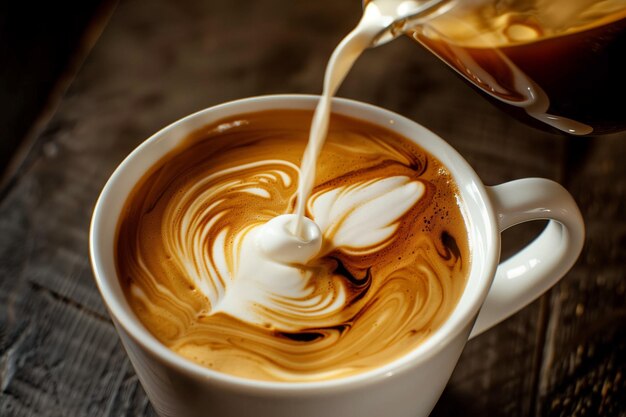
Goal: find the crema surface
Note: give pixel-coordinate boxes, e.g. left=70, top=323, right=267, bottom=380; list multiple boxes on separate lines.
left=116, top=110, right=469, bottom=382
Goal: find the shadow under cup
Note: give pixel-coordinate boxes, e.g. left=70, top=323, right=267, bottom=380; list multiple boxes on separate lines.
left=90, top=95, right=500, bottom=417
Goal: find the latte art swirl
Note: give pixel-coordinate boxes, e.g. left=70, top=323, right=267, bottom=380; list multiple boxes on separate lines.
left=117, top=110, right=469, bottom=382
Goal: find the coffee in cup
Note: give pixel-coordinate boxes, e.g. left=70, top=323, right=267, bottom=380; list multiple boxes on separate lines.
left=115, top=109, right=470, bottom=382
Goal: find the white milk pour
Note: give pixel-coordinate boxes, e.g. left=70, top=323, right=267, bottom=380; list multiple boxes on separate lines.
left=258, top=0, right=453, bottom=264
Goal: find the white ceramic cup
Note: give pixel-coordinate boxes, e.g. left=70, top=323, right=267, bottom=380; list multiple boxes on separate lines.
left=89, top=95, right=584, bottom=417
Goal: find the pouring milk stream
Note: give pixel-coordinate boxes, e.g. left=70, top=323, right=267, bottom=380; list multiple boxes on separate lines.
left=259, top=0, right=452, bottom=262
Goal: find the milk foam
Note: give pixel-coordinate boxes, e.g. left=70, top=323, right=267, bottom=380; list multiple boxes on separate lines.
left=171, top=169, right=425, bottom=330
left=258, top=215, right=322, bottom=264
left=309, top=176, right=425, bottom=252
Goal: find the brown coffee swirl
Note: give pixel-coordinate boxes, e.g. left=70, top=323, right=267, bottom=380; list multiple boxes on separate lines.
left=116, top=110, right=469, bottom=382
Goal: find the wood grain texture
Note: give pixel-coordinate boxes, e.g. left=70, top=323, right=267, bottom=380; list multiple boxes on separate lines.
left=0, top=0, right=624, bottom=416
left=537, top=136, right=626, bottom=417
left=0, top=0, right=112, bottom=181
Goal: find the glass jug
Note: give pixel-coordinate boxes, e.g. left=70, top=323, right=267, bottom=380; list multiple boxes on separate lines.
left=370, top=0, right=626, bottom=135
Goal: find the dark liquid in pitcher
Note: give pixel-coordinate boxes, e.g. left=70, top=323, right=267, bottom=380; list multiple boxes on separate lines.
left=413, top=5, right=626, bottom=135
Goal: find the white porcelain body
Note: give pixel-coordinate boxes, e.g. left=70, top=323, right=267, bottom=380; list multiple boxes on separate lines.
left=90, top=95, right=584, bottom=417
left=115, top=321, right=468, bottom=417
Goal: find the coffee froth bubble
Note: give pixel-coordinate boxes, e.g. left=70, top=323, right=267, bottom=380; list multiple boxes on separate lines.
left=116, top=109, right=470, bottom=382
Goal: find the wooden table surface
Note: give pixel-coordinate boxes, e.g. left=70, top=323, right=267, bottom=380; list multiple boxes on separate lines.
left=1, top=1, right=625, bottom=416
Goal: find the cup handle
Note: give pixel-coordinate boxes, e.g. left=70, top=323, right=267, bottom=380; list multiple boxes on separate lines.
left=469, top=178, right=585, bottom=339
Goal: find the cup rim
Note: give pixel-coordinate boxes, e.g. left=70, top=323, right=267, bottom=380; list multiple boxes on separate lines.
left=89, top=94, right=499, bottom=394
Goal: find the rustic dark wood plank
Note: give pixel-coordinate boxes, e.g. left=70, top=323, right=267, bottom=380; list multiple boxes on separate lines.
left=536, top=135, right=626, bottom=417
left=0, top=0, right=115, bottom=184
left=0, top=0, right=623, bottom=416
